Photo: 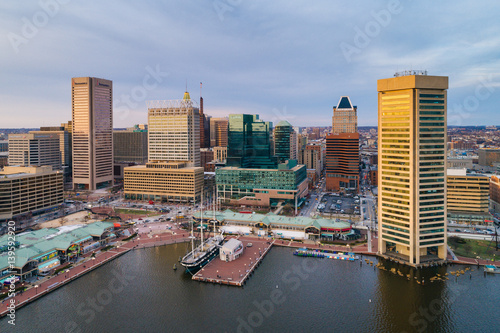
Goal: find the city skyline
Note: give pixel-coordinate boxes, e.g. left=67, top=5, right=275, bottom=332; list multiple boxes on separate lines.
left=1, top=1, right=500, bottom=128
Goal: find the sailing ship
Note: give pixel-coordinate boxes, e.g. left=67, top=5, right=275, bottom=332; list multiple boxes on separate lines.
left=180, top=190, right=224, bottom=273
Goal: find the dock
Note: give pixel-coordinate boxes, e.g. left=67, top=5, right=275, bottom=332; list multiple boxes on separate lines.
left=192, top=237, right=274, bottom=286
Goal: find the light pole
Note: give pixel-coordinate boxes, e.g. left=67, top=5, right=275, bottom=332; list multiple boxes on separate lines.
left=35, top=284, right=39, bottom=295
left=92, top=257, right=96, bottom=267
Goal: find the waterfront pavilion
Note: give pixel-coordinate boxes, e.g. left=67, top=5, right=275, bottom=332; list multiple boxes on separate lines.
left=192, top=210, right=352, bottom=240
left=0, top=221, right=115, bottom=283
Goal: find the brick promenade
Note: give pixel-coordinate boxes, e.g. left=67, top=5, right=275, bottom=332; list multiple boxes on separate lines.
left=0, top=230, right=190, bottom=318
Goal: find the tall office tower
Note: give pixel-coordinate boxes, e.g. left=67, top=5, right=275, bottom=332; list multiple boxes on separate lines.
left=274, top=120, right=293, bottom=163
left=377, top=72, right=448, bottom=265
left=147, top=91, right=200, bottom=167
left=199, top=83, right=206, bottom=148
left=124, top=91, right=203, bottom=203
left=226, top=114, right=278, bottom=169
left=290, top=130, right=298, bottom=161
left=8, top=133, right=62, bottom=171
left=332, top=96, right=357, bottom=134
left=72, top=77, right=113, bottom=190
left=325, top=133, right=359, bottom=191
left=326, top=96, right=359, bottom=192
left=209, top=118, right=229, bottom=148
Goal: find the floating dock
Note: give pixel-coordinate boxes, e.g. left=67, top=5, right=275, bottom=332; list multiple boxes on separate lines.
left=293, top=248, right=359, bottom=261
left=192, top=237, right=274, bottom=287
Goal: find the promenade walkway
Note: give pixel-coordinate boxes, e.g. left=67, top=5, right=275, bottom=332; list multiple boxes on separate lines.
left=0, top=231, right=190, bottom=318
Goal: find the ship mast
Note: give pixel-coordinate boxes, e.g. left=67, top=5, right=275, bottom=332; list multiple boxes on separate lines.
left=200, top=187, right=204, bottom=249
left=213, top=186, right=217, bottom=236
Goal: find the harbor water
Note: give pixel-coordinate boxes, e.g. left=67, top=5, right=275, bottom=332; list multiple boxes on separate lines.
left=1, top=243, right=499, bottom=332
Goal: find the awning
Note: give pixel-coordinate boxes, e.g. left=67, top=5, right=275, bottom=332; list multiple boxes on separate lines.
left=0, top=275, right=16, bottom=284
left=38, top=258, right=61, bottom=272
left=32, top=250, right=57, bottom=261
left=271, top=230, right=307, bottom=240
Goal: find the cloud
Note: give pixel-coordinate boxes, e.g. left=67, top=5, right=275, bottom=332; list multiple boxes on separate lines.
left=0, top=0, right=499, bottom=128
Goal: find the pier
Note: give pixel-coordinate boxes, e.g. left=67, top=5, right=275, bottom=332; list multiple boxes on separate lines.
left=192, top=237, right=274, bottom=287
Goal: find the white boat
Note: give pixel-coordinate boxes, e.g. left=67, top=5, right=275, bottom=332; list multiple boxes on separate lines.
left=484, top=265, right=500, bottom=274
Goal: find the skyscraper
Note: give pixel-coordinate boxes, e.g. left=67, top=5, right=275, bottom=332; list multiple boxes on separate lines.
left=332, top=96, right=357, bottom=134
left=199, top=83, right=206, bottom=148
left=326, top=96, right=359, bottom=192
left=377, top=72, right=448, bottom=265
left=124, top=91, right=204, bottom=203
left=147, top=91, right=200, bottom=167
left=274, top=120, right=293, bottom=163
left=209, top=118, right=229, bottom=148
left=226, top=114, right=277, bottom=169
left=72, top=77, right=113, bottom=190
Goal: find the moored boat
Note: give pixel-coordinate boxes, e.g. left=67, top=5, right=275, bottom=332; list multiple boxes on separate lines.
left=484, top=265, right=500, bottom=274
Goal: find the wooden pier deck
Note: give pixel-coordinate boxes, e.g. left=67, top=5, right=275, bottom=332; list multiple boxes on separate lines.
left=192, top=237, right=274, bottom=287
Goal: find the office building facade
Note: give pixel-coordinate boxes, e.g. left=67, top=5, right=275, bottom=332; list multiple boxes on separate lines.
left=32, top=128, right=71, bottom=176
left=226, top=114, right=277, bottom=169
left=72, top=77, right=113, bottom=190
left=113, top=130, right=148, bottom=164
left=8, top=133, right=62, bottom=171
left=147, top=93, right=200, bottom=167
left=447, top=169, right=490, bottom=224
left=124, top=91, right=204, bottom=202
left=377, top=73, right=448, bottom=265
left=326, top=133, right=359, bottom=192
left=490, top=175, right=500, bottom=214
left=332, top=96, right=357, bottom=134
left=0, top=166, right=63, bottom=221
left=216, top=160, right=308, bottom=207
left=209, top=117, right=228, bottom=148
left=274, top=120, right=293, bottom=163
left=326, top=96, right=359, bottom=192
left=124, top=162, right=204, bottom=203
left=478, top=148, right=500, bottom=167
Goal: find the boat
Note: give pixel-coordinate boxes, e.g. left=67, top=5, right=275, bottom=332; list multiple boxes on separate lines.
left=484, top=265, right=500, bottom=274
left=180, top=189, right=224, bottom=273
left=293, top=248, right=359, bottom=261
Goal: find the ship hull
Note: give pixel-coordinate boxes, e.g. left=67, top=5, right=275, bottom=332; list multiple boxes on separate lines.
left=181, top=237, right=224, bottom=273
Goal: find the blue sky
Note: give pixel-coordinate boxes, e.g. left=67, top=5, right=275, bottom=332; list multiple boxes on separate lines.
left=1, top=1, right=499, bottom=128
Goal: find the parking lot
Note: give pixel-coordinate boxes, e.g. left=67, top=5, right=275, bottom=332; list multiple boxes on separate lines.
left=317, top=193, right=361, bottom=216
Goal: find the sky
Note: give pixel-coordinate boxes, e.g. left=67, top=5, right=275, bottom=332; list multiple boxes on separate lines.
left=1, top=1, right=499, bottom=128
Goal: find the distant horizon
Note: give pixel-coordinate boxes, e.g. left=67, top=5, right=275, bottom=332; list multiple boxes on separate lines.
left=1, top=124, right=499, bottom=132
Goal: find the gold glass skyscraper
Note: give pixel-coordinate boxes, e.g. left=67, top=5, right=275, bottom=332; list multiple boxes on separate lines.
left=72, top=77, right=114, bottom=190
left=377, top=72, right=448, bottom=265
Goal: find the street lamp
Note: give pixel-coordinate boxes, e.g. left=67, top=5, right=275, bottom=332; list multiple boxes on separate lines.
left=92, top=257, right=96, bottom=266
left=35, top=284, right=39, bottom=294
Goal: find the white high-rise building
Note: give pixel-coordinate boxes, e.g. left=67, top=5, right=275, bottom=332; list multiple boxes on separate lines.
left=147, top=91, right=200, bottom=167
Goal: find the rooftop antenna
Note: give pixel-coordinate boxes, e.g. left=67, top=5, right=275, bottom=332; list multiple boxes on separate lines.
left=185, top=79, right=188, bottom=92
left=200, top=82, right=202, bottom=98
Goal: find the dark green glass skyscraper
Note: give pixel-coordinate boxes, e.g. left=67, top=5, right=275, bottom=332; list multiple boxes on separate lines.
left=274, top=120, right=292, bottom=163
left=226, top=114, right=278, bottom=169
